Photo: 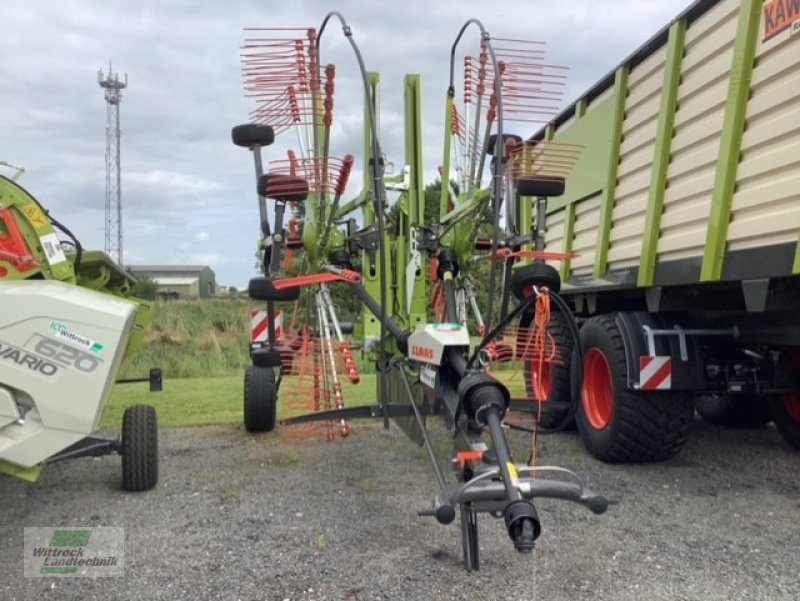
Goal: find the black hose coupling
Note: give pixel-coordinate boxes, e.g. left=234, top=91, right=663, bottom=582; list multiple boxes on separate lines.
left=457, top=370, right=510, bottom=427
left=504, top=500, right=541, bottom=553
left=436, top=249, right=459, bottom=280
left=327, top=249, right=353, bottom=270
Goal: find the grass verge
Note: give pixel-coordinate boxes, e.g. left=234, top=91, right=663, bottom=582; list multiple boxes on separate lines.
left=102, top=373, right=378, bottom=429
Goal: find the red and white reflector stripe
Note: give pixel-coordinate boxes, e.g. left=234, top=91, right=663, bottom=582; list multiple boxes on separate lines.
left=639, top=356, right=672, bottom=390
left=250, top=310, right=283, bottom=343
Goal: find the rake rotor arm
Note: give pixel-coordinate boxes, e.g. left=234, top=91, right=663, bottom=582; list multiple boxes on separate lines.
left=269, top=266, right=410, bottom=348
left=281, top=402, right=433, bottom=425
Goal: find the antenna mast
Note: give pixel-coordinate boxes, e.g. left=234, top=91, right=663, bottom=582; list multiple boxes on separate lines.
left=98, top=63, right=127, bottom=265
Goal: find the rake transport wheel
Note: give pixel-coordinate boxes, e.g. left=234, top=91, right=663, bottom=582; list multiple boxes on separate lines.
left=121, top=405, right=159, bottom=492
left=521, top=309, right=574, bottom=430
left=576, top=315, right=694, bottom=463
left=696, top=394, right=772, bottom=428
left=769, top=350, right=800, bottom=451
left=244, top=366, right=277, bottom=433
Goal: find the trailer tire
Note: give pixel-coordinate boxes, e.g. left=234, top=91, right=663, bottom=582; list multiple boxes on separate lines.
left=770, top=395, right=800, bottom=451
left=521, top=309, right=575, bottom=430
left=696, top=394, right=771, bottom=428
left=770, top=350, right=800, bottom=450
left=244, top=366, right=277, bottom=432
left=121, top=405, right=159, bottom=492
left=576, top=315, right=694, bottom=462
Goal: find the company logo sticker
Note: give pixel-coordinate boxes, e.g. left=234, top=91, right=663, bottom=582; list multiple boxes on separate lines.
left=24, top=527, right=124, bottom=577
left=49, top=321, right=105, bottom=353
left=411, top=345, right=435, bottom=360
left=763, top=0, right=800, bottom=41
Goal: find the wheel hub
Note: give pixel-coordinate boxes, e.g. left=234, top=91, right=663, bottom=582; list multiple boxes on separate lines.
left=529, top=359, right=553, bottom=402
left=582, top=349, right=614, bottom=430
left=784, top=393, right=800, bottom=422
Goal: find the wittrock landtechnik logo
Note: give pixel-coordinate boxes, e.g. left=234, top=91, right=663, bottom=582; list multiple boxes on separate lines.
left=24, top=527, right=124, bottom=577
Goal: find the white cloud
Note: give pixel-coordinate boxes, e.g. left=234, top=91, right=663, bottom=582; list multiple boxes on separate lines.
left=1, top=0, right=691, bottom=286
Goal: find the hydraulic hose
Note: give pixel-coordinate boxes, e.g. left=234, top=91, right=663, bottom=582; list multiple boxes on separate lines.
left=318, top=12, right=391, bottom=425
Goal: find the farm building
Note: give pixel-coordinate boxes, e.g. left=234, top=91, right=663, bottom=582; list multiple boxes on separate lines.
left=128, top=265, right=217, bottom=298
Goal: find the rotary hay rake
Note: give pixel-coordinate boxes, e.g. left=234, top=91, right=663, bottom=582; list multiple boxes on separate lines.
left=232, top=13, right=607, bottom=572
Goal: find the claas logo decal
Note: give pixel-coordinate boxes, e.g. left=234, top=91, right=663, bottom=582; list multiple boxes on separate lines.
left=411, top=346, right=434, bottom=360
left=764, top=0, right=800, bottom=41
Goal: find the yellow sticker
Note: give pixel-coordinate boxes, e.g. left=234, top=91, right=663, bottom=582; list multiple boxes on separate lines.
left=507, top=462, right=520, bottom=487
left=22, top=204, right=49, bottom=231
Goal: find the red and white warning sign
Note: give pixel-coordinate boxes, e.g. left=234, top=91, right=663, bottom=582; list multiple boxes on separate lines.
left=250, top=310, right=283, bottom=343
left=639, top=355, right=672, bottom=390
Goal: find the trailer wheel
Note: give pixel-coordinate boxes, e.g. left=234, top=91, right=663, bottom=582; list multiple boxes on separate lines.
left=121, top=405, right=159, bottom=492
left=244, top=366, right=277, bottom=432
left=576, top=315, right=694, bottom=462
left=770, top=350, right=800, bottom=450
left=771, top=394, right=800, bottom=451
left=696, top=394, right=771, bottom=428
left=521, top=309, right=575, bottom=430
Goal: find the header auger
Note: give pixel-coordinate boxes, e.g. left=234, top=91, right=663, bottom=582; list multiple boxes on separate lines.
left=232, top=13, right=606, bottom=572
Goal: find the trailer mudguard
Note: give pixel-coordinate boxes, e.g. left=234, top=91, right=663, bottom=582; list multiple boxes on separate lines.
left=614, top=312, right=705, bottom=392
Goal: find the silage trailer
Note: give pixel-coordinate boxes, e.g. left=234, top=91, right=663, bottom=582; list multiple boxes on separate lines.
left=531, top=0, right=800, bottom=460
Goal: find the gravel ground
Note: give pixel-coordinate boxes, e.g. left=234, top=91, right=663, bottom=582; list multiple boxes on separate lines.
left=1, top=416, right=798, bottom=601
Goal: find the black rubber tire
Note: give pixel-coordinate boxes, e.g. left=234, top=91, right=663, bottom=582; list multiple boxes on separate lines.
left=769, top=350, right=800, bottom=450
left=231, top=123, right=275, bottom=148
left=576, top=315, right=695, bottom=463
left=770, top=395, right=800, bottom=451
left=121, top=405, right=159, bottom=492
left=244, top=366, right=277, bottom=432
left=511, top=263, right=561, bottom=300
left=696, top=394, right=772, bottom=428
left=521, top=309, right=575, bottom=430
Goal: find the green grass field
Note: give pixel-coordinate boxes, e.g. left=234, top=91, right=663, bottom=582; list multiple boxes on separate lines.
left=106, top=299, right=387, bottom=429
left=106, top=299, right=527, bottom=430
left=102, top=373, right=378, bottom=429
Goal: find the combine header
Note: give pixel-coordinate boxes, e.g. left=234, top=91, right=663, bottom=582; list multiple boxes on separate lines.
left=0, top=164, right=160, bottom=491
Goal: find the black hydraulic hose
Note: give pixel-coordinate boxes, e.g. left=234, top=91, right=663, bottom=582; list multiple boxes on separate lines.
left=16, top=175, right=85, bottom=273
left=447, top=19, right=506, bottom=332
left=443, top=276, right=459, bottom=323
left=547, top=290, right=584, bottom=419
left=467, top=292, right=537, bottom=369
left=498, top=256, right=514, bottom=321
left=48, top=217, right=83, bottom=274
left=318, top=12, right=390, bottom=427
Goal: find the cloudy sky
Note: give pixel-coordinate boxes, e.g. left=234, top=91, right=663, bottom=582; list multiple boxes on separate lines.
left=1, top=0, right=690, bottom=288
